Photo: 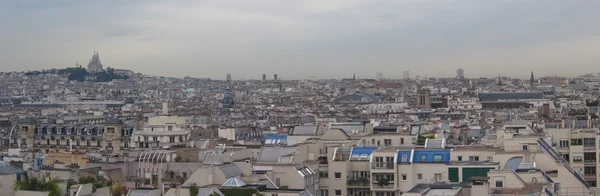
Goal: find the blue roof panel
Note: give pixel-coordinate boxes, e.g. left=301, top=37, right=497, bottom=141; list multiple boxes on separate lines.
left=351, top=147, right=379, bottom=155
left=397, top=150, right=413, bottom=164
left=413, top=150, right=451, bottom=163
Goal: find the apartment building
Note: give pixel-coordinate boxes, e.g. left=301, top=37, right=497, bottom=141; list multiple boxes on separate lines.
left=547, top=128, right=600, bottom=191
left=11, top=117, right=133, bottom=154
left=132, top=115, right=190, bottom=148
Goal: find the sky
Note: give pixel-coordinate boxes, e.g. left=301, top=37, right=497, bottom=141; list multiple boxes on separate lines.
left=1, top=0, right=600, bottom=80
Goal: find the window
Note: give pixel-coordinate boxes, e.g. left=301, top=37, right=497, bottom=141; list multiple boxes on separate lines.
left=417, top=173, right=422, bottom=180
left=457, top=156, right=462, bottom=161
left=584, top=138, right=596, bottom=147
left=320, top=172, right=328, bottom=178
left=420, top=154, right=427, bottom=162
left=377, top=140, right=380, bottom=146
left=401, top=174, right=407, bottom=181
left=573, top=155, right=583, bottom=162
left=168, top=126, right=173, bottom=131
left=561, top=154, right=570, bottom=161
left=400, top=138, right=404, bottom=144
left=495, top=179, right=504, bottom=188
left=433, top=154, right=443, bottom=162
left=375, top=157, right=383, bottom=162
left=385, top=156, right=394, bottom=162
left=334, top=172, right=341, bottom=179
left=469, top=156, right=479, bottom=161
left=384, top=139, right=392, bottom=146
left=434, top=173, right=442, bottom=181
left=335, top=190, right=342, bottom=196
left=522, top=145, right=528, bottom=151
left=401, top=155, right=408, bottom=162
left=319, top=190, right=329, bottom=196
left=559, top=140, right=569, bottom=148
left=584, top=167, right=596, bottom=175
left=153, top=136, right=157, bottom=141
left=571, top=139, right=583, bottom=146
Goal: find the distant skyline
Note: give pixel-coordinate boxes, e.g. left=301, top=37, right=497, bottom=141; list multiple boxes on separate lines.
left=2, top=0, right=600, bottom=79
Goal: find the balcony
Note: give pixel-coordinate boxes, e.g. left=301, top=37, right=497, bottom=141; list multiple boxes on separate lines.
left=583, top=145, right=596, bottom=151
left=371, top=180, right=395, bottom=190
left=584, top=173, right=596, bottom=179
left=371, top=162, right=394, bottom=170
left=347, top=177, right=370, bottom=188
left=584, top=159, right=596, bottom=166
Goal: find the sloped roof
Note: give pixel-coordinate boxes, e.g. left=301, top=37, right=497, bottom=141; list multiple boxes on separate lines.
left=221, top=177, right=246, bottom=187
left=291, top=125, right=318, bottom=135
left=413, top=150, right=451, bottom=163
left=258, top=147, right=296, bottom=162
left=0, top=161, right=25, bottom=175
left=219, top=164, right=242, bottom=178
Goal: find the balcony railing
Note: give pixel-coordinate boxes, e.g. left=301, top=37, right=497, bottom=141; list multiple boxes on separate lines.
left=371, top=181, right=395, bottom=189
left=371, top=162, right=394, bottom=170
left=584, top=145, right=596, bottom=150
left=347, top=177, right=370, bottom=187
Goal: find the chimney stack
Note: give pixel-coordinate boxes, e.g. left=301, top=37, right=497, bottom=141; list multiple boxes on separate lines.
left=163, top=102, right=169, bottom=115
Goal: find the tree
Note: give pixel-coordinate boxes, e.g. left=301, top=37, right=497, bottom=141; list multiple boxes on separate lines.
left=376, top=178, right=390, bottom=187
left=189, top=183, right=199, bottom=196
left=13, top=176, right=62, bottom=196
left=111, top=183, right=123, bottom=196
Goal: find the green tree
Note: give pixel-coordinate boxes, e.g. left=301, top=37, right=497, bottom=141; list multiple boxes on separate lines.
left=112, top=183, right=123, bottom=196
left=189, top=183, right=199, bottom=196
left=13, top=176, right=62, bottom=196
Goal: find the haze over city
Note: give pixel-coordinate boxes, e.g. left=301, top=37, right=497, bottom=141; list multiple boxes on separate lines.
left=2, top=0, right=600, bottom=79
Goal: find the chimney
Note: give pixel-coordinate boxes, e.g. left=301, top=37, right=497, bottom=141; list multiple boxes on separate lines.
left=588, top=115, right=592, bottom=128
left=163, top=102, right=169, bottom=115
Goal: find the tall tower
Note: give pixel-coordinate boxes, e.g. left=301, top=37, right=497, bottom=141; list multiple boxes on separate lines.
left=403, top=71, right=410, bottom=80
left=274, top=74, right=278, bottom=81
left=226, top=73, right=232, bottom=82
left=416, top=89, right=431, bottom=109
left=457, top=68, right=464, bottom=79
left=497, top=75, right=502, bottom=86
left=530, top=71, right=535, bottom=89
left=262, top=74, right=266, bottom=81
left=353, top=73, right=356, bottom=80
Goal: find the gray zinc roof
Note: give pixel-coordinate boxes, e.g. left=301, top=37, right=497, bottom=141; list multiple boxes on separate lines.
left=291, top=125, right=318, bottom=136
left=258, top=146, right=296, bottom=162
left=0, top=161, right=25, bottom=175
left=219, top=164, right=243, bottom=178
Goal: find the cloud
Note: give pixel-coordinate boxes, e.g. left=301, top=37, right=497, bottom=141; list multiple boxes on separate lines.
left=0, top=0, right=600, bottom=79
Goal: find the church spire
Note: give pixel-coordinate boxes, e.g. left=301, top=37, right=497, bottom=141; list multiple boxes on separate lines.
left=530, top=71, right=535, bottom=88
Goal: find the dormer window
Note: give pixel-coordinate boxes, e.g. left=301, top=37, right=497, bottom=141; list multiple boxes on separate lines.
left=67, top=129, right=71, bottom=135
left=87, top=129, right=91, bottom=135
left=77, top=128, right=82, bottom=135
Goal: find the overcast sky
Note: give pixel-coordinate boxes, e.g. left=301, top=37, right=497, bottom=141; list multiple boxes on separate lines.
left=1, top=0, right=600, bottom=80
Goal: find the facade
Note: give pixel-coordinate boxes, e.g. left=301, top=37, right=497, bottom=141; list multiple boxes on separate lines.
left=11, top=117, right=132, bottom=154
left=86, top=51, right=104, bottom=73
left=131, top=116, right=190, bottom=148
